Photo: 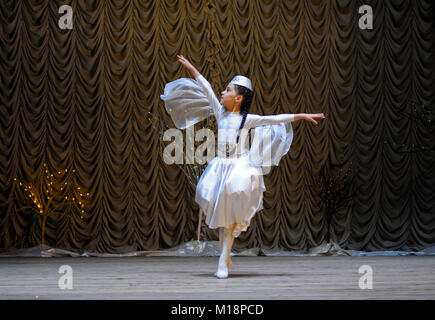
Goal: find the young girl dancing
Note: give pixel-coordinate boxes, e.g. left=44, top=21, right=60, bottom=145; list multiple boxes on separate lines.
left=161, top=55, right=325, bottom=279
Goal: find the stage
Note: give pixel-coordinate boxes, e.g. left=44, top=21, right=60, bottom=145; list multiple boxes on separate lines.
left=1, top=255, right=434, bottom=300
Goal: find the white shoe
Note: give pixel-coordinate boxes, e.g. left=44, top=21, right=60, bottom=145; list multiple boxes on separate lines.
left=213, top=261, right=231, bottom=277
left=215, top=267, right=228, bottom=279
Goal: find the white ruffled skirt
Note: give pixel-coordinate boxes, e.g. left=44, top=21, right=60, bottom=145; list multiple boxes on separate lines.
left=195, top=154, right=266, bottom=238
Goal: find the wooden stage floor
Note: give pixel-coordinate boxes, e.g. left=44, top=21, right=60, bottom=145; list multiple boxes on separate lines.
left=0, top=256, right=434, bottom=300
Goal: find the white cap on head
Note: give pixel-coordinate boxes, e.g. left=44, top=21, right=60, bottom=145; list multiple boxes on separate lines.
left=229, top=75, right=252, bottom=91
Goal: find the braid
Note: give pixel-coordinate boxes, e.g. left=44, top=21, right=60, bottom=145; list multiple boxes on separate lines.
left=237, top=111, right=248, bottom=144
left=234, top=84, right=253, bottom=144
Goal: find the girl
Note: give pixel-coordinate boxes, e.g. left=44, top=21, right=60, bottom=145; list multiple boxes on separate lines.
left=161, top=55, right=325, bottom=279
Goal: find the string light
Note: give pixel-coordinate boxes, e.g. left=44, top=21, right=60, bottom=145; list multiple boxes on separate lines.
left=13, top=163, right=92, bottom=244
left=385, top=100, right=435, bottom=153
left=315, top=162, right=353, bottom=216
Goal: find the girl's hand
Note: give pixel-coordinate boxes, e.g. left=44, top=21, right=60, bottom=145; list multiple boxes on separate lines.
left=305, top=113, right=325, bottom=125
left=177, top=55, right=200, bottom=78
left=177, top=55, right=193, bottom=69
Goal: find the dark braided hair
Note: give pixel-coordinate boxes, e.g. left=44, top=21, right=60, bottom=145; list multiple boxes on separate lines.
left=234, top=84, right=253, bottom=145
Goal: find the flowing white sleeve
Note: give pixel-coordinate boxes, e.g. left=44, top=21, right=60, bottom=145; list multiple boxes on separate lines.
left=160, top=75, right=224, bottom=130
left=247, top=114, right=294, bottom=170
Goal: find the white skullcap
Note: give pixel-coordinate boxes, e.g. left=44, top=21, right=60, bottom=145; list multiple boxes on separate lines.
left=229, top=75, right=252, bottom=91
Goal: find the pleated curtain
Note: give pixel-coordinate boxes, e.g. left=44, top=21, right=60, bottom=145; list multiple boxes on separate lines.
left=0, top=0, right=434, bottom=253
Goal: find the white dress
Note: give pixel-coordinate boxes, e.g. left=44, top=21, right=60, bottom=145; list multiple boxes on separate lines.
left=161, top=74, right=295, bottom=237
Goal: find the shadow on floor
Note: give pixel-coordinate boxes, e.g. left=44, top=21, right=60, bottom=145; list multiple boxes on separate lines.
left=194, top=273, right=292, bottom=278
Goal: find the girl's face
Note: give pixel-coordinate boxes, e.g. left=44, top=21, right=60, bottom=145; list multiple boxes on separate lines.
left=220, top=84, right=242, bottom=112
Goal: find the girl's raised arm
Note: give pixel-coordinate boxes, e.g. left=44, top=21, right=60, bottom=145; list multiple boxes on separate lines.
left=177, top=54, right=224, bottom=119
left=177, top=55, right=200, bottom=78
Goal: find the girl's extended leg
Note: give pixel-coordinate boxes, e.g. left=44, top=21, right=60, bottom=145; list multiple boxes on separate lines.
left=215, top=225, right=235, bottom=279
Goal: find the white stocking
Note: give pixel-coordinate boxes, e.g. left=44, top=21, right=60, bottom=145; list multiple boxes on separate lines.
left=219, top=228, right=224, bottom=251
left=218, top=228, right=232, bottom=267
left=215, top=226, right=235, bottom=279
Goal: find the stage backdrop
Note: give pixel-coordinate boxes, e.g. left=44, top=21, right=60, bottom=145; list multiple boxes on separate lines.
left=1, top=0, right=434, bottom=253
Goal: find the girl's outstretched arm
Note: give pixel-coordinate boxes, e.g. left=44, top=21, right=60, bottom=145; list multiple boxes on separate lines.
left=294, top=113, right=325, bottom=125
left=246, top=113, right=325, bottom=128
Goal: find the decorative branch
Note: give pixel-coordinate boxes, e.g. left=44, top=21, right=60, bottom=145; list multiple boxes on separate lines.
left=13, top=163, right=91, bottom=245
left=146, top=111, right=218, bottom=241
left=314, top=160, right=354, bottom=243
left=385, top=100, right=435, bottom=154
left=145, top=111, right=217, bottom=187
